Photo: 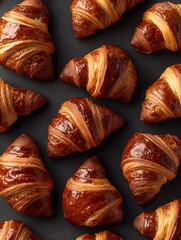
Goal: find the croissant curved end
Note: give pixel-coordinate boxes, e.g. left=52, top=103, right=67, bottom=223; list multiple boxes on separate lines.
left=130, top=29, right=150, bottom=54
left=140, top=100, right=167, bottom=123
left=59, top=63, right=74, bottom=85
left=24, top=92, right=46, bottom=115
left=133, top=214, right=144, bottom=234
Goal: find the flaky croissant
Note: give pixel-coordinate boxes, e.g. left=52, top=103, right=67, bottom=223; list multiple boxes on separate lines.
left=71, top=0, right=145, bottom=39
left=140, top=64, right=181, bottom=123
left=0, top=134, right=54, bottom=217
left=47, top=97, right=124, bottom=158
left=76, top=230, right=123, bottom=240
left=133, top=199, right=181, bottom=240
left=47, top=98, right=124, bottom=158
left=62, top=156, right=123, bottom=227
left=131, top=2, right=181, bottom=53
left=121, top=133, right=181, bottom=205
left=0, top=0, right=54, bottom=80
left=60, top=45, right=137, bottom=103
left=0, top=220, right=39, bottom=239
left=0, top=79, right=46, bottom=132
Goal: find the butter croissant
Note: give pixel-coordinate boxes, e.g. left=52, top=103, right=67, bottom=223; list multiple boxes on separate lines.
left=133, top=199, right=181, bottom=240
left=62, top=156, right=123, bottom=227
left=0, top=220, right=39, bottom=239
left=0, top=0, right=54, bottom=80
left=0, top=79, right=46, bottom=132
left=121, top=133, right=181, bottom=205
left=47, top=98, right=124, bottom=158
left=60, top=45, right=137, bottom=103
left=131, top=2, right=181, bottom=53
left=76, top=230, right=123, bottom=240
left=140, top=64, right=181, bottom=123
left=0, top=134, right=54, bottom=217
left=71, top=0, right=145, bottom=39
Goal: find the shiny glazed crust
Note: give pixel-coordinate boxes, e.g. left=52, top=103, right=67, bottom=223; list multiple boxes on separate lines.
left=47, top=97, right=125, bottom=158
left=0, top=134, right=54, bottom=217
left=0, top=79, right=46, bottom=132
left=62, top=156, right=123, bottom=227
left=0, top=220, right=40, bottom=239
left=140, top=64, right=181, bottom=123
left=76, top=230, right=123, bottom=240
left=60, top=44, right=137, bottom=103
left=0, top=0, right=55, bottom=80
left=121, top=133, right=181, bottom=204
left=131, top=2, right=181, bottom=53
left=133, top=199, right=181, bottom=239
left=70, top=0, right=145, bottom=39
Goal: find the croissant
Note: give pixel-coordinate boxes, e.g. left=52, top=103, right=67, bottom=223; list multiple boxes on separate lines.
left=0, top=0, right=54, bottom=80
left=47, top=97, right=124, bottom=158
left=0, top=134, right=54, bottom=217
left=0, top=220, right=39, bottom=239
left=131, top=2, right=181, bottom=53
left=140, top=64, right=181, bottom=123
left=0, top=79, right=46, bottom=132
left=60, top=45, right=137, bottom=103
left=121, top=133, right=181, bottom=205
left=76, top=230, right=123, bottom=240
left=62, top=156, right=123, bottom=227
left=133, top=199, right=181, bottom=240
left=71, top=0, right=145, bottom=39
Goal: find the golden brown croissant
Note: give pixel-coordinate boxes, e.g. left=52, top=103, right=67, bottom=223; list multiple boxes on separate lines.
left=60, top=45, right=137, bottom=103
left=0, top=220, right=39, bottom=239
left=76, top=230, right=123, bottom=240
left=0, top=0, right=54, bottom=80
left=140, top=64, right=181, bottom=123
left=0, top=79, right=46, bottom=132
left=0, top=134, right=54, bottom=217
left=133, top=199, right=181, bottom=240
left=121, top=133, right=181, bottom=205
left=62, top=156, right=123, bottom=227
left=47, top=98, right=125, bottom=158
left=131, top=2, right=181, bottom=53
left=71, top=0, right=145, bottom=39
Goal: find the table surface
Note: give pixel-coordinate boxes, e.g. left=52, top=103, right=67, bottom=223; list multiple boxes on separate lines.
left=0, top=0, right=180, bottom=239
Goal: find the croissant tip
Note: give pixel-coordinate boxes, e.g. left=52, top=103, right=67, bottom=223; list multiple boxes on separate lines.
left=81, top=156, right=102, bottom=167
left=131, top=31, right=151, bottom=54
left=133, top=214, right=144, bottom=233
left=140, top=112, right=148, bottom=123
left=12, top=134, right=34, bottom=146
left=59, top=63, right=73, bottom=82
left=36, top=94, right=46, bottom=107
left=140, top=108, right=155, bottom=123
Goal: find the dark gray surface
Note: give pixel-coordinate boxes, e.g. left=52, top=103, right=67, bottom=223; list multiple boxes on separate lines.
left=0, top=0, right=180, bottom=239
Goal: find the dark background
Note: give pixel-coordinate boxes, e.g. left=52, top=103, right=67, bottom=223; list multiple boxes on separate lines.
left=0, top=0, right=180, bottom=239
